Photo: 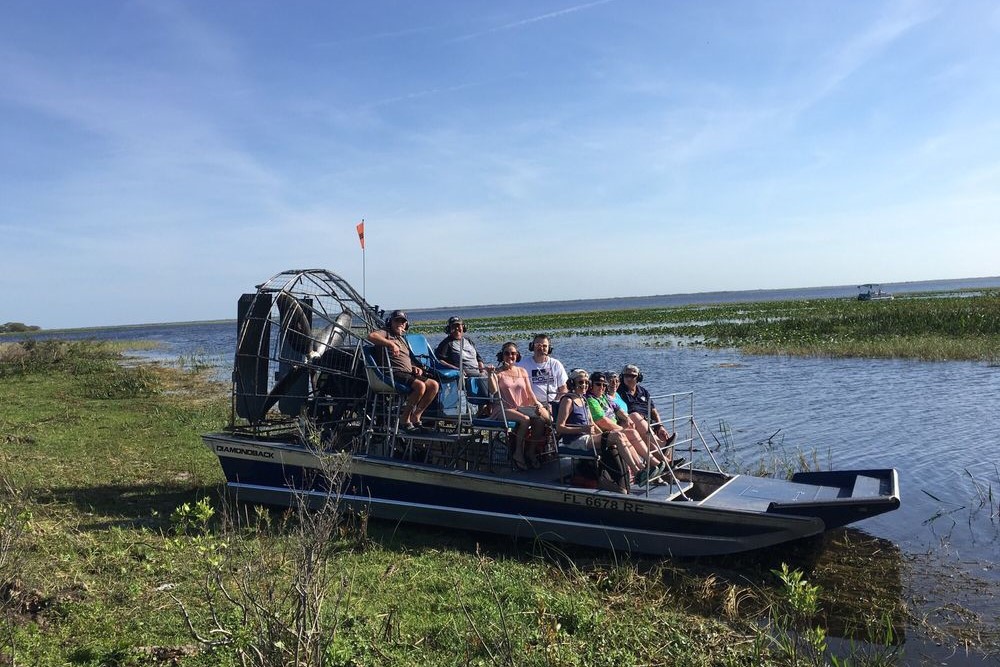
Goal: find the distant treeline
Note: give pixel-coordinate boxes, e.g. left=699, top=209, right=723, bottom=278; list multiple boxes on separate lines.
left=1, top=322, right=40, bottom=333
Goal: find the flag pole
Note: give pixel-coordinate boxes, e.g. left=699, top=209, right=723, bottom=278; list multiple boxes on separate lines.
left=356, top=219, right=366, bottom=302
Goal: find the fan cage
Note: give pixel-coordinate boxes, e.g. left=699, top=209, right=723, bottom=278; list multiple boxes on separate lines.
left=228, top=269, right=384, bottom=446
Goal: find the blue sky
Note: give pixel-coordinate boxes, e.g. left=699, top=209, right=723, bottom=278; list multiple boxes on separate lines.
left=3, top=1, right=998, bottom=328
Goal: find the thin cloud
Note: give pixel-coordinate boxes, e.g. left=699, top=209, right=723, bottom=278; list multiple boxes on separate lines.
left=452, top=0, right=618, bottom=42
left=795, top=1, right=939, bottom=115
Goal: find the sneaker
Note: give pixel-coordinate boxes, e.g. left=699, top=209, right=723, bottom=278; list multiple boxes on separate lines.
left=633, top=469, right=650, bottom=486
left=671, top=457, right=686, bottom=468
left=652, top=462, right=667, bottom=478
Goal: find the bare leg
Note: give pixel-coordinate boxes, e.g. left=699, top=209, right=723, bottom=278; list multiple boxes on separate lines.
left=629, top=413, right=672, bottom=462
left=401, top=381, right=427, bottom=426
left=609, top=432, right=643, bottom=478
left=623, top=428, right=666, bottom=466
left=525, top=415, right=549, bottom=462
left=507, top=411, right=531, bottom=468
left=411, top=379, right=439, bottom=423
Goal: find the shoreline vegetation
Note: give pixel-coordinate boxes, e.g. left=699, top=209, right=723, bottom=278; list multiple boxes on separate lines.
left=414, top=290, right=1000, bottom=363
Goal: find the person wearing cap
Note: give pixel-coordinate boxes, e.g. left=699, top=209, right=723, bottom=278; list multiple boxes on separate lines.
left=608, top=369, right=671, bottom=455
left=434, top=316, right=487, bottom=377
left=585, top=371, right=668, bottom=485
left=367, top=310, right=439, bottom=432
left=619, top=363, right=678, bottom=457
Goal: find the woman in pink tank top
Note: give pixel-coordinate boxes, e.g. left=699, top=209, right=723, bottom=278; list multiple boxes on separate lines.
left=488, top=342, right=551, bottom=470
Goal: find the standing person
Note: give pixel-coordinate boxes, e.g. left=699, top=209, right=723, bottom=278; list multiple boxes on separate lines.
left=618, top=363, right=678, bottom=460
left=367, top=310, right=439, bottom=433
left=517, top=334, right=568, bottom=405
left=488, top=342, right=550, bottom=471
left=434, top=316, right=487, bottom=377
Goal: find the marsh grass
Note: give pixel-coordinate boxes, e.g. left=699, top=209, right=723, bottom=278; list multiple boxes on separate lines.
left=175, top=350, right=220, bottom=373
left=706, top=420, right=824, bottom=480
left=0, top=462, right=29, bottom=663
left=963, top=465, right=999, bottom=520
left=414, top=292, right=1000, bottom=362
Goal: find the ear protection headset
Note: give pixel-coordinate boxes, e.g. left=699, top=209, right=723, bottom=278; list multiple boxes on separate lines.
left=567, top=368, right=589, bottom=391
left=622, top=365, right=643, bottom=382
left=528, top=334, right=554, bottom=354
left=495, top=342, right=522, bottom=363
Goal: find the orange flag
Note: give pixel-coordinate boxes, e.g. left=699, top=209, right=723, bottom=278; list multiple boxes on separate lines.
left=356, top=220, right=365, bottom=250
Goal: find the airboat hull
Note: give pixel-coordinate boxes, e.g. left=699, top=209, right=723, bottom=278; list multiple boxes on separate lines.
left=203, top=433, right=900, bottom=557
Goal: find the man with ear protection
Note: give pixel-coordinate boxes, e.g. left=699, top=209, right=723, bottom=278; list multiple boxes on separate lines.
left=619, top=363, right=677, bottom=452
left=434, top=316, right=487, bottom=377
left=367, top=310, right=439, bottom=432
left=517, top=333, right=568, bottom=405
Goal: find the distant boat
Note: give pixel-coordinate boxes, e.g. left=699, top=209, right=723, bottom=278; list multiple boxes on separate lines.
left=857, top=284, right=894, bottom=301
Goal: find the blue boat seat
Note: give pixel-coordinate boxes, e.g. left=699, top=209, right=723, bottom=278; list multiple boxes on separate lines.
left=361, top=344, right=410, bottom=394
left=406, top=334, right=465, bottom=417
left=405, top=334, right=459, bottom=382
left=466, top=376, right=491, bottom=403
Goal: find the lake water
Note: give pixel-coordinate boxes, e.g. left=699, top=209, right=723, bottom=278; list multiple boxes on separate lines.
left=10, top=275, right=1000, bottom=663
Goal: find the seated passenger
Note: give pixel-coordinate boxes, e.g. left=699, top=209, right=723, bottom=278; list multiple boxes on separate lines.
left=606, top=371, right=629, bottom=412
left=555, top=369, right=644, bottom=493
left=585, top=371, right=668, bottom=484
left=619, top=363, right=679, bottom=461
left=487, top=342, right=551, bottom=471
left=517, top=333, right=568, bottom=405
left=434, top=316, right=486, bottom=376
left=608, top=370, right=671, bottom=457
left=367, top=310, right=439, bottom=433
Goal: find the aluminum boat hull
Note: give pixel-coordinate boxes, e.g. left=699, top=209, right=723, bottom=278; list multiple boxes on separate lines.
left=203, top=433, right=900, bottom=557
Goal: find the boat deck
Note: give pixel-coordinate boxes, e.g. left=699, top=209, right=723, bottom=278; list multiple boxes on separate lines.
left=699, top=475, right=843, bottom=511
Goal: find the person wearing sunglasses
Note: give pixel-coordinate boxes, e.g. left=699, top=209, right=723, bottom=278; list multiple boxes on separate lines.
left=619, top=363, right=678, bottom=461
left=556, top=369, right=642, bottom=493
left=488, top=342, right=550, bottom=471
left=367, top=310, right=439, bottom=433
left=608, top=370, right=672, bottom=457
left=585, top=371, right=668, bottom=485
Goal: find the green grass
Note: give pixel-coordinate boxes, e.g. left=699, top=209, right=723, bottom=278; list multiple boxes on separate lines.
left=411, top=291, right=1000, bottom=361
left=1, top=340, right=993, bottom=665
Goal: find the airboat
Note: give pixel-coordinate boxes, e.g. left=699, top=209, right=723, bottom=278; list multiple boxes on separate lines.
left=203, top=269, right=900, bottom=557
left=857, top=284, right=894, bottom=301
